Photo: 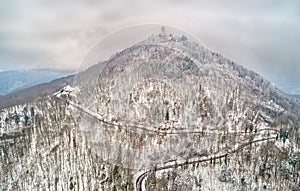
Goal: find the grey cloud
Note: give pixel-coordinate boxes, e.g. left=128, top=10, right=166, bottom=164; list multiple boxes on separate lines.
left=0, top=0, right=299, bottom=91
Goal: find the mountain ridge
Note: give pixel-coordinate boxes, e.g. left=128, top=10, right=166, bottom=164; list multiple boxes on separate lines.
left=0, top=30, right=299, bottom=190
left=0, top=68, right=75, bottom=96
left=0, top=74, right=74, bottom=109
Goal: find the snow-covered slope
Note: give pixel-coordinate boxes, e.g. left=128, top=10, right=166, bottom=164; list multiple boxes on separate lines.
left=1, top=30, right=299, bottom=191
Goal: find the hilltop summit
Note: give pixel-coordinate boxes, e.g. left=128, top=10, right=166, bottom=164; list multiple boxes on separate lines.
left=1, top=26, right=299, bottom=191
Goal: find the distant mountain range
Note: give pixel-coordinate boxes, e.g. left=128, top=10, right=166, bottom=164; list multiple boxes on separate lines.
left=289, top=94, right=300, bottom=100
left=0, top=69, right=75, bottom=96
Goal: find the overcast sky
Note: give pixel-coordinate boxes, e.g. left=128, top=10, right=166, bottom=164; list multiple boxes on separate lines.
left=0, top=0, right=299, bottom=92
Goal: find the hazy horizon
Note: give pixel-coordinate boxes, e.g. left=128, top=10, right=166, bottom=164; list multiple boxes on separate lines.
left=0, top=0, right=299, bottom=93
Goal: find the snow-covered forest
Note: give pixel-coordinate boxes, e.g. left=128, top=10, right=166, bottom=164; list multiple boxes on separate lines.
left=1, top=30, right=300, bottom=191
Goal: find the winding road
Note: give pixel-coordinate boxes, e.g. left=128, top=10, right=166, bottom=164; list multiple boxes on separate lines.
left=55, top=96, right=281, bottom=191
left=64, top=98, right=279, bottom=136
left=134, top=136, right=276, bottom=191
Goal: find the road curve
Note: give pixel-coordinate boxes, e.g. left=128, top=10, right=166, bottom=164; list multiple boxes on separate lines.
left=134, top=136, right=276, bottom=191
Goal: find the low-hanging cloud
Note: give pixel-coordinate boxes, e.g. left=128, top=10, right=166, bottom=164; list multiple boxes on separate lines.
left=0, top=0, right=299, bottom=89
